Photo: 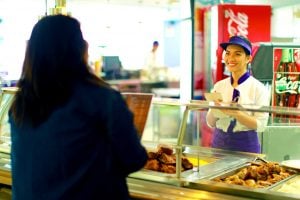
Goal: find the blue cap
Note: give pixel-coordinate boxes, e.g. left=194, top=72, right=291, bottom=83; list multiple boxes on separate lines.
left=220, top=36, right=252, bottom=55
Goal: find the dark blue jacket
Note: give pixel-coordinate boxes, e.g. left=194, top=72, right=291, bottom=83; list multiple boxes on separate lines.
left=9, top=83, right=148, bottom=200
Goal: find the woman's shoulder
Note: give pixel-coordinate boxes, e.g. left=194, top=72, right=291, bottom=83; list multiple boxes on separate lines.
left=77, top=81, right=116, bottom=94
left=248, top=76, right=267, bottom=88
left=74, top=82, right=122, bottom=103
left=245, top=76, right=270, bottom=97
left=71, top=83, right=125, bottom=115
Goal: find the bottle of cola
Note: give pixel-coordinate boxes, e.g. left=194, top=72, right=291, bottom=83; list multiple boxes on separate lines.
left=275, top=64, right=284, bottom=107
left=296, top=94, right=300, bottom=122
left=293, top=49, right=300, bottom=122
left=287, top=49, right=297, bottom=108
left=274, top=48, right=290, bottom=123
left=287, top=49, right=299, bottom=122
left=275, top=48, right=297, bottom=123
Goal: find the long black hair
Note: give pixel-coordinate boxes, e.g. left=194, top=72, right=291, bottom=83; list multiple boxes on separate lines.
left=10, top=15, right=109, bottom=126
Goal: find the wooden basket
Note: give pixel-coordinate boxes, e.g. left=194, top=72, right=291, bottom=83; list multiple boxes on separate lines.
left=122, top=93, right=153, bottom=137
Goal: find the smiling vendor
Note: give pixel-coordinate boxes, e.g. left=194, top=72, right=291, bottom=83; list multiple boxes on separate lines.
left=206, top=36, right=270, bottom=153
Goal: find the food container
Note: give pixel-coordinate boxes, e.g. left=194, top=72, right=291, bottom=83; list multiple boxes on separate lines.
left=270, top=175, right=300, bottom=195
left=143, top=144, right=195, bottom=177
left=209, top=161, right=298, bottom=189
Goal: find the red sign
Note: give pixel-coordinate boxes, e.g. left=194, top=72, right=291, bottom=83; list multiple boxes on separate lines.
left=219, top=4, right=271, bottom=42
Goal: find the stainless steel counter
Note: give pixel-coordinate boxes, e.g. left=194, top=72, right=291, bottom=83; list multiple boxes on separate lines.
left=128, top=178, right=257, bottom=200
left=129, top=143, right=300, bottom=200
left=187, top=179, right=300, bottom=200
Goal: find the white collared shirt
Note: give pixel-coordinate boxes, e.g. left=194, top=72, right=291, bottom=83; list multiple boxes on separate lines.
left=206, top=76, right=270, bottom=132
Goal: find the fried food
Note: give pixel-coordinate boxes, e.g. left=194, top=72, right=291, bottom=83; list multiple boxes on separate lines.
left=158, top=153, right=176, bottom=165
left=160, top=164, right=176, bottom=173
left=213, top=162, right=296, bottom=188
left=143, top=144, right=193, bottom=174
left=182, top=157, right=193, bottom=170
left=157, top=144, right=173, bottom=155
left=144, top=159, right=160, bottom=171
left=147, top=151, right=159, bottom=159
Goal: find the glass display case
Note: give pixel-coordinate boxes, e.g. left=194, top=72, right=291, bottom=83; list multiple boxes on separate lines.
left=0, top=89, right=299, bottom=199
left=129, top=97, right=300, bottom=199
left=0, top=87, right=16, bottom=186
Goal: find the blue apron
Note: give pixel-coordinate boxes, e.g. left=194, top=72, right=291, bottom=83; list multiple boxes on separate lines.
left=211, top=72, right=261, bottom=153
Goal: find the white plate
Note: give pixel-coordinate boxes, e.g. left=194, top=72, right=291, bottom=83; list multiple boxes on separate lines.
left=281, top=160, right=300, bottom=170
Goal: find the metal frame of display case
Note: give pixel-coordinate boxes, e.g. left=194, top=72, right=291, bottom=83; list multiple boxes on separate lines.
left=132, top=99, right=265, bottom=183
left=0, top=87, right=17, bottom=186
left=145, top=99, right=215, bottom=178
left=159, top=99, right=278, bottom=179
left=0, top=88, right=17, bottom=133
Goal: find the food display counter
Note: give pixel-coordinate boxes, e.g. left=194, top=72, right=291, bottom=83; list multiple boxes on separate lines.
left=129, top=144, right=300, bottom=200
left=128, top=98, right=300, bottom=200
left=127, top=178, right=257, bottom=200
left=0, top=89, right=300, bottom=199
left=0, top=88, right=15, bottom=187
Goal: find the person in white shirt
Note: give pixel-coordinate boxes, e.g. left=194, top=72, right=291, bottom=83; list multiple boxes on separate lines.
left=206, top=35, right=270, bottom=153
left=146, top=41, right=164, bottom=67
left=143, top=41, right=165, bottom=80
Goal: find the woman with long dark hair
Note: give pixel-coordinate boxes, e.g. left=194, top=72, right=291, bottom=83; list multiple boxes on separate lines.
left=9, top=15, right=147, bottom=200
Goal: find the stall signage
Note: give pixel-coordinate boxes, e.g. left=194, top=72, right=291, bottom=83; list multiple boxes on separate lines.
left=225, top=9, right=248, bottom=37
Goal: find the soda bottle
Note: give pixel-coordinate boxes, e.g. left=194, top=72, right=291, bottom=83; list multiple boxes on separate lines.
left=287, top=49, right=297, bottom=108
left=293, top=49, right=300, bottom=121
left=274, top=48, right=289, bottom=122
left=296, top=94, right=300, bottom=122
left=275, top=64, right=284, bottom=107
left=287, top=49, right=299, bottom=122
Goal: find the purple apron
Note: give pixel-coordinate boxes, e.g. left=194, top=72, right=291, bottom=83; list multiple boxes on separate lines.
left=211, top=72, right=261, bottom=153
left=212, top=128, right=260, bottom=153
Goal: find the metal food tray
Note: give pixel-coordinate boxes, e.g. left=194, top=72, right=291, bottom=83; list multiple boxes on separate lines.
left=269, top=174, right=300, bottom=192
left=208, top=162, right=250, bottom=180
left=140, top=168, right=195, bottom=178
left=208, top=162, right=298, bottom=190
left=129, top=167, right=195, bottom=187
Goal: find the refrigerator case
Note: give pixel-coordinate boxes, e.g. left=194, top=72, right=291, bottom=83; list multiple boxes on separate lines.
left=272, top=47, right=300, bottom=123
left=251, top=43, right=300, bottom=162
left=251, top=44, right=300, bottom=119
